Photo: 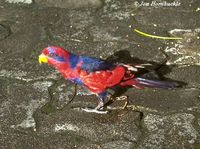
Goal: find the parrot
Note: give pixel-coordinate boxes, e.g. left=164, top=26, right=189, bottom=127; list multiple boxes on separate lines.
left=38, top=46, right=178, bottom=113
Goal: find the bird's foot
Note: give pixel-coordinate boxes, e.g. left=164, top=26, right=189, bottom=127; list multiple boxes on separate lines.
left=81, top=102, right=109, bottom=114
left=81, top=107, right=108, bottom=114
left=116, top=95, right=129, bottom=109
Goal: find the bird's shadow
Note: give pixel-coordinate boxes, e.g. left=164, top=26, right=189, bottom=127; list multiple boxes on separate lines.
left=105, top=50, right=186, bottom=98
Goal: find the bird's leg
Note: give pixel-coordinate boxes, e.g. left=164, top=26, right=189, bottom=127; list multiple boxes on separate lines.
left=81, top=95, right=108, bottom=114
left=116, top=95, right=129, bottom=109
left=95, top=101, right=104, bottom=110
left=102, top=95, right=115, bottom=108
left=103, top=95, right=129, bottom=109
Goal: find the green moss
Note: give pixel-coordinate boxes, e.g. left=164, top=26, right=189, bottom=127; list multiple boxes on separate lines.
left=194, top=143, right=200, bottom=149
left=40, top=102, right=56, bottom=114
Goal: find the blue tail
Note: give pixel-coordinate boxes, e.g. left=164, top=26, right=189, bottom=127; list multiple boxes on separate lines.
left=136, top=77, right=178, bottom=89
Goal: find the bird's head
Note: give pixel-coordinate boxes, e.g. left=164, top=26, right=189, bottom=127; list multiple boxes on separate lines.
left=38, top=46, right=70, bottom=67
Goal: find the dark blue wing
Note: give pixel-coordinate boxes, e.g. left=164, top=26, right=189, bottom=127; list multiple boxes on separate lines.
left=79, top=56, right=115, bottom=73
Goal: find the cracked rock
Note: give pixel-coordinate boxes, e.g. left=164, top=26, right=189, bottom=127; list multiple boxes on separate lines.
left=165, top=28, right=200, bottom=65
left=0, top=79, right=52, bottom=132
left=35, top=0, right=103, bottom=9
left=0, top=24, right=10, bottom=40
left=35, top=109, right=142, bottom=143
left=141, top=113, right=198, bottom=148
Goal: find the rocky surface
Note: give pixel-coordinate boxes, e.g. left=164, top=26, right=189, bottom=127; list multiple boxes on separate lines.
left=0, top=0, right=199, bottom=148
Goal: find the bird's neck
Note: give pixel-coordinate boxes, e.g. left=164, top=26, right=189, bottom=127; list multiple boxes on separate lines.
left=53, top=55, right=81, bottom=80
left=55, top=63, right=71, bottom=79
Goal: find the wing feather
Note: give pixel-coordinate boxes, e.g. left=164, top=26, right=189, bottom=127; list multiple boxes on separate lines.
left=80, top=56, right=115, bottom=73
left=80, top=65, right=125, bottom=93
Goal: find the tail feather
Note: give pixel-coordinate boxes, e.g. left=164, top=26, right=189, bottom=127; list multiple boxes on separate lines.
left=136, top=77, right=179, bottom=89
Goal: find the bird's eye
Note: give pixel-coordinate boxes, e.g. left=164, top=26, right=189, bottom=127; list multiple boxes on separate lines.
left=49, top=53, right=56, bottom=57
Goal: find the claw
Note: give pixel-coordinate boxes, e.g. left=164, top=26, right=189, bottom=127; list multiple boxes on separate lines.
left=123, top=100, right=128, bottom=109
left=116, top=95, right=129, bottom=109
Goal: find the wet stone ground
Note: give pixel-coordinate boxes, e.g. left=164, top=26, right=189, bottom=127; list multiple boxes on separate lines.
left=0, top=0, right=200, bottom=148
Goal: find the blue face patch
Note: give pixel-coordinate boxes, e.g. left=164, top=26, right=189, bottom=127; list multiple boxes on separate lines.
left=54, top=56, right=65, bottom=62
left=47, top=47, right=56, bottom=54
left=46, top=47, right=65, bottom=62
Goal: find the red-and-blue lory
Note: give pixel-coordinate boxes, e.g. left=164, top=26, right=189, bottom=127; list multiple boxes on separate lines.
left=39, top=46, right=178, bottom=113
